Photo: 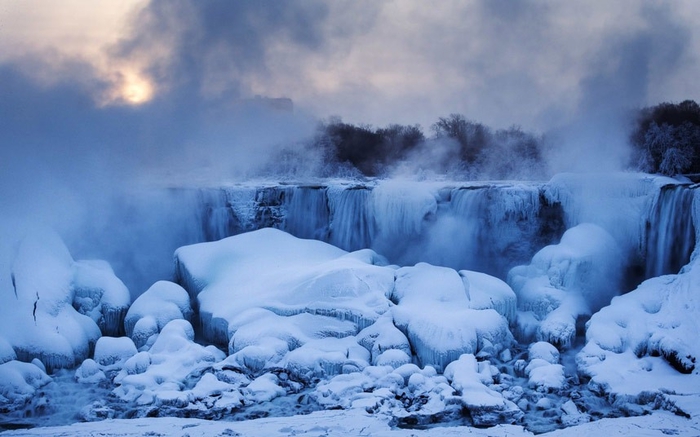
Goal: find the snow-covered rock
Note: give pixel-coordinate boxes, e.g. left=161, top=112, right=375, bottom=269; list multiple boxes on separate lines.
left=124, top=281, right=192, bottom=348
left=93, top=337, right=138, bottom=366
left=509, top=223, right=623, bottom=348
left=392, top=263, right=514, bottom=371
left=444, top=354, right=524, bottom=426
left=72, top=260, right=130, bottom=337
left=174, top=228, right=395, bottom=347
left=0, top=360, right=52, bottom=413
left=1, top=229, right=101, bottom=371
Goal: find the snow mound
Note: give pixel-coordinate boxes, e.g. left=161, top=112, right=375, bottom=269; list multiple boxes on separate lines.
left=93, top=337, right=138, bottom=366
left=124, top=281, right=192, bottom=348
left=392, top=263, right=514, bottom=371
left=525, top=342, right=565, bottom=392
left=72, top=260, right=130, bottom=337
left=0, top=360, right=52, bottom=414
left=509, top=223, right=623, bottom=348
left=174, top=228, right=394, bottom=347
left=444, top=354, right=524, bottom=426
left=1, top=228, right=102, bottom=371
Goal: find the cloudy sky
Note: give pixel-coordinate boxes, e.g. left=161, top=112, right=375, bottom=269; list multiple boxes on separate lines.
left=1, top=0, right=700, bottom=192
left=2, top=0, right=699, bottom=130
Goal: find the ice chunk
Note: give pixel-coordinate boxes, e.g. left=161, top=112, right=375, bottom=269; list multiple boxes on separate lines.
left=529, top=341, right=560, bottom=364
left=93, top=337, right=138, bottom=366
left=509, top=223, right=622, bottom=348
left=72, top=259, right=131, bottom=337
left=284, top=337, right=370, bottom=378
left=392, top=263, right=513, bottom=372
left=124, top=281, right=192, bottom=347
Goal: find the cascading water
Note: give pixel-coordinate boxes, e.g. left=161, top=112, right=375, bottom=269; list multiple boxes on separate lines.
left=645, top=184, right=697, bottom=278
left=189, top=181, right=565, bottom=281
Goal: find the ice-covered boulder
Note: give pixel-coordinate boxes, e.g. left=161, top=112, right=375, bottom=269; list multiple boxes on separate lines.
left=578, top=261, right=700, bottom=396
left=124, top=281, right=192, bottom=348
left=391, top=263, right=514, bottom=371
left=525, top=342, right=565, bottom=392
left=112, top=320, right=226, bottom=406
left=444, top=354, right=524, bottom=426
left=1, top=228, right=101, bottom=371
left=460, top=270, right=517, bottom=324
left=72, top=260, right=130, bottom=337
left=93, top=337, right=138, bottom=366
left=174, top=228, right=395, bottom=347
left=509, top=223, right=623, bottom=348
left=0, top=360, right=52, bottom=413
left=356, top=313, right=412, bottom=366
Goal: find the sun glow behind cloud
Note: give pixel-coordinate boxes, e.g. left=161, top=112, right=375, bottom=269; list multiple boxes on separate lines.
left=0, top=0, right=154, bottom=106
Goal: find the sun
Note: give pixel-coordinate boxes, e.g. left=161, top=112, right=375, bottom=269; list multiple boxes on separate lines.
left=119, top=71, right=154, bottom=105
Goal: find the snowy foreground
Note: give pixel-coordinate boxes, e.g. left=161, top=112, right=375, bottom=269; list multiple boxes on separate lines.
left=3, top=407, right=700, bottom=437
left=1, top=174, right=700, bottom=435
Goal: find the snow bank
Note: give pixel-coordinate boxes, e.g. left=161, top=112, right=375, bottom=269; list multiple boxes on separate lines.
left=509, top=223, right=623, bottom=348
left=124, top=281, right=192, bottom=348
left=392, top=263, right=514, bottom=371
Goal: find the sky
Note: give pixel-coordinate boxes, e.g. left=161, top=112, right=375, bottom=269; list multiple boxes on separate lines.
left=2, top=0, right=699, bottom=131
left=1, top=0, right=699, bottom=294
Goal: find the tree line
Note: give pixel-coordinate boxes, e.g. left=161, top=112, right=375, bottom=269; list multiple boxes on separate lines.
left=272, top=100, right=700, bottom=179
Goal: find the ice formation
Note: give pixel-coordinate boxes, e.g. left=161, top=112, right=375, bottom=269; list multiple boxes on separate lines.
left=174, top=228, right=395, bottom=347
left=1, top=229, right=102, bottom=371
left=509, top=223, right=623, bottom=348
left=2, top=174, right=700, bottom=434
left=124, top=280, right=192, bottom=348
left=392, top=263, right=514, bottom=371
left=72, top=260, right=130, bottom=337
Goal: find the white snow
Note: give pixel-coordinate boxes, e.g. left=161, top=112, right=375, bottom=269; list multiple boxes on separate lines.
left=93, top=337, right=137, bottom=366
left=123, top=280, right=192, bottom=348
left=2, top=409, right=699, bottom=437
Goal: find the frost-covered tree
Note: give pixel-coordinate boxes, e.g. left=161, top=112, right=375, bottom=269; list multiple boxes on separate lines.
left=631, top=100, right=700, bottom=175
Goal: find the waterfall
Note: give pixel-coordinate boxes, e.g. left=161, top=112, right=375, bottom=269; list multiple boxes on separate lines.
left=186, top=176, right=695, bottom=287
left=645, top=184, right=696, bottom=278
